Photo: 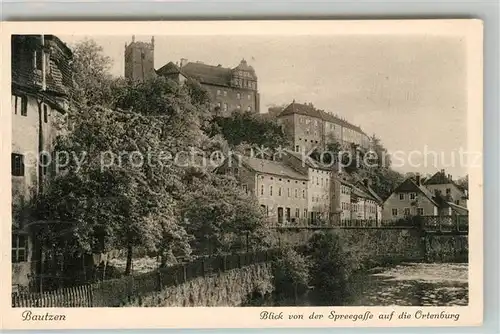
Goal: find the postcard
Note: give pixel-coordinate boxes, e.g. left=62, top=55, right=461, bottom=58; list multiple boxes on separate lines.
left=0, top=20, right=483, bottom=329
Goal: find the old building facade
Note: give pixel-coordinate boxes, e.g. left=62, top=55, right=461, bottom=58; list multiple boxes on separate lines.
left=423, top=169, right=468, bottom=208
left=11, top=35, right=73, bottom=291
left=124, top=36, right=260, bottom=114
left=276, top=101, right=371, bottom=153
left=218, top=156, right=309, bottom=224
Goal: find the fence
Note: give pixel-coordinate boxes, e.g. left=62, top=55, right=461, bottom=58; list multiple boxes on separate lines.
left=12, top=248, right=280, bottom=308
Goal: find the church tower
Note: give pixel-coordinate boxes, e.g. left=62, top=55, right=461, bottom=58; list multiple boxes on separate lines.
left=124, top=36, right=155, bottom=82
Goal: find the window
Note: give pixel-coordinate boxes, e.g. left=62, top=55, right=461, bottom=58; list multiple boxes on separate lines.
left=223, top=91, right=227, bottom=96
left=278, top=187, right=282, bottom=196
left=40, top=153, right=49, bottom=176
left=288, top=188, right=291, bottom=197
left=242, top=184, right=248, bottom=193
left=446, top=188, right=451, bottom=194
left=20, top=96, right=27, bottom=116
left=236, top=93, right=241, bottom=99
left=223, top=103, right=228, bottom=112
left=33, top=50, right=43, bottom=70
left=295, top=145, right=299, bottom=152
left=237, top=104, right=241, bottom=110
left=399, top=193, right=405, bottom=200
left=247, top=94, right=251, bottom=100
left=455, top=200, right=460, bottom=205
left=269, top=186, right=273, bottom=196
left=12, top=234, right=27, bottom=263
left=304, top=209, right=308, bottom=218
left=294, top=189, right=298, bottom=198
left=295, top=208, right=300, bottom=218
left=392, top=208, right=398, bottom=216
left=410, top=193, right=416, bottom=200
left=247, top=106, right=252, bottom=112
left=217, top=102, right=221, bottom=108
left=260, top=185, right=264, bottom=195
left=302, top=189, right=305, bottom=198
left=11, top=153, right=24, bottom=176
left=217, top=90, right=221, bottom=96
left=404, top=208, right=411, bottom=216
left=417, top=208, right=424, bottom=216
left=43, top=104, right=48, bottom=123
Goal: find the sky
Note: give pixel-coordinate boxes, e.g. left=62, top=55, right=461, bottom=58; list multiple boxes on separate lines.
left=61, top=34, right=469, bottom=178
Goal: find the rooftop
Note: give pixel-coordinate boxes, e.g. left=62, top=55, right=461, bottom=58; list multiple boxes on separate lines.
left=241, top=156, right=309, bottom=181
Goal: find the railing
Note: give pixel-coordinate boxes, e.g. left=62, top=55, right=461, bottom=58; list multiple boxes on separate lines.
left=269, top=215, right=469, bottom=233
left=12, top=248, right=280, bottom=308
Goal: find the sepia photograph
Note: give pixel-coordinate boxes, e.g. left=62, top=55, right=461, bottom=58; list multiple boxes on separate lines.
left=2, top=20, right=483, bottom=328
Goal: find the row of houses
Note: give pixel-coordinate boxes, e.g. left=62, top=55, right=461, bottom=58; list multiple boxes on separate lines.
left=217, top=150, right=384, bottom=225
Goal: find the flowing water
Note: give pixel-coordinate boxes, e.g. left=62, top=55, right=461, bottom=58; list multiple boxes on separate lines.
left=251, top=262, right=468, bottom=306
left=347, top=262, right=468, bottom=306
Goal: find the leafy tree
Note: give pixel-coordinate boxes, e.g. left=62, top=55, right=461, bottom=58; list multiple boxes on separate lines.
left=273, top=247, right=310, bottom=304
left=306, top=231, right=355, bottom=305
left=456, top=174, right=469, bottom=191
left=34, top=107, right=192, bottom=275
left=180, top=172, right=271, bottom=255
left=212, top=111, right=289, bottom=149
left=69, top=39, right=117, bottom=108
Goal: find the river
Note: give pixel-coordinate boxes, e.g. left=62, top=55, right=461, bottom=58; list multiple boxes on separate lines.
left=346, top=262, right=468, bottom=306
left=250, top=262, right=469, bottom=306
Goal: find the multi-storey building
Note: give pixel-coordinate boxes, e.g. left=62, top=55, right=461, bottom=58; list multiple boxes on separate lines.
left=333, top=178, right=383, bottom=225
left=217, top=156, right=309, bottom=225
left=383, top=173, right=468, bottom=221
left=281, top=150, right=333, bottom=223
left=11, top=35, right=73, bottom=291
left=276, top=101, right=371, bottom=153
left=124, top=36, right=260, bottom=115
left=423, top=169, right=468, bottom=208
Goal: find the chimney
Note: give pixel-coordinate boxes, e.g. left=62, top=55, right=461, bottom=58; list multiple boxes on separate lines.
left=132, top=35, right=135, bottom=43
left=415, top=173, right=421, bottom=186
left=440, top=169, right=445, bottom=174
left=180, top=58, right=188, bottom=68
left=151, top=36, right=155, bottom=47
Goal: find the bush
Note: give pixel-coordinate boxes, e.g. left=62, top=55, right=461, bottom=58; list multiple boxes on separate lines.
left=306, top=231, right=355, bottom=305
left=273, top=247, right=310, bottom=304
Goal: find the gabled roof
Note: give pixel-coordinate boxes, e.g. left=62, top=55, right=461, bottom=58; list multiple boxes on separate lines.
left=241, top=156, right=309, bottom=181
left=278, top=101, right=323, bottom=119
left=156, top=61, right=185, bottom=76
left=388, top=177, right=440, bottom=207
left=425, top=170, right=454, bottom=185
left=356, top=181, right=383, bottom=203
left=284, top=149, right=335, bottom=172
left=181, top=62, right=232, bottom=87
left=447, top=202, right=469, bottom=215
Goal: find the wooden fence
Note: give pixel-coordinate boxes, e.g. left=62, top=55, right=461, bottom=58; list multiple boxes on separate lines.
left=12, top=248, right=280, bottom=308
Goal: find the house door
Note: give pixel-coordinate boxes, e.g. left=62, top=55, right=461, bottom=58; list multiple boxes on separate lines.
left=277, top=207, right=284, bottom=223
left=286, top=208, right=291, bottom=222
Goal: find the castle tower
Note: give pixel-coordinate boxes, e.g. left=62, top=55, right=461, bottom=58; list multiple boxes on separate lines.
left=124, top=35, right=155, bottom=82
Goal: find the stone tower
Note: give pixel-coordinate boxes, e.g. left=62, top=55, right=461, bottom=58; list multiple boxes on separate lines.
left=124, top=35, right=155, bottom=82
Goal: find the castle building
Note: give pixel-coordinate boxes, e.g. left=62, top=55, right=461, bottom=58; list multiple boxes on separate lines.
left=124, top=36, right=260, bottom=115
left=276, top=101, right=371, bottom=153
left=11, top=35, right=73, bottom=292
left=124, top=36, right=155, bottom=82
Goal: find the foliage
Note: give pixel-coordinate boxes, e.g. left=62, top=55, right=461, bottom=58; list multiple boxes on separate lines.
left=69, top=39, right=117, bottom=108
left=306, top=231, right=355, bottom=305
left=273, top=247, right=310, bottom=302
left=180, top=171, right=271, bottom=255
left=211, top=111, right=289, bottom=149
left=33, top=107, right=192, bottom=274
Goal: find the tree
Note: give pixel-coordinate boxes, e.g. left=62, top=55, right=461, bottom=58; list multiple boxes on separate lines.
left=69, top=39, right=117, bottom=108
left=306, top=231, right=355, bottom=305
left=212, top=111, right=289, bottom=149
left=34, top=107, right=192, bottom=276
left=456, top=174, right=469, bottom=191
left=180, top=172, right=271, bottom=255
left=273, top=247, right=310, bottom=304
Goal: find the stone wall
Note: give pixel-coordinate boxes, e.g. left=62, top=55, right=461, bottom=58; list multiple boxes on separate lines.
left=275, top=227, right=468, bottom=264
left=125, top=262, right=274, bottom=307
